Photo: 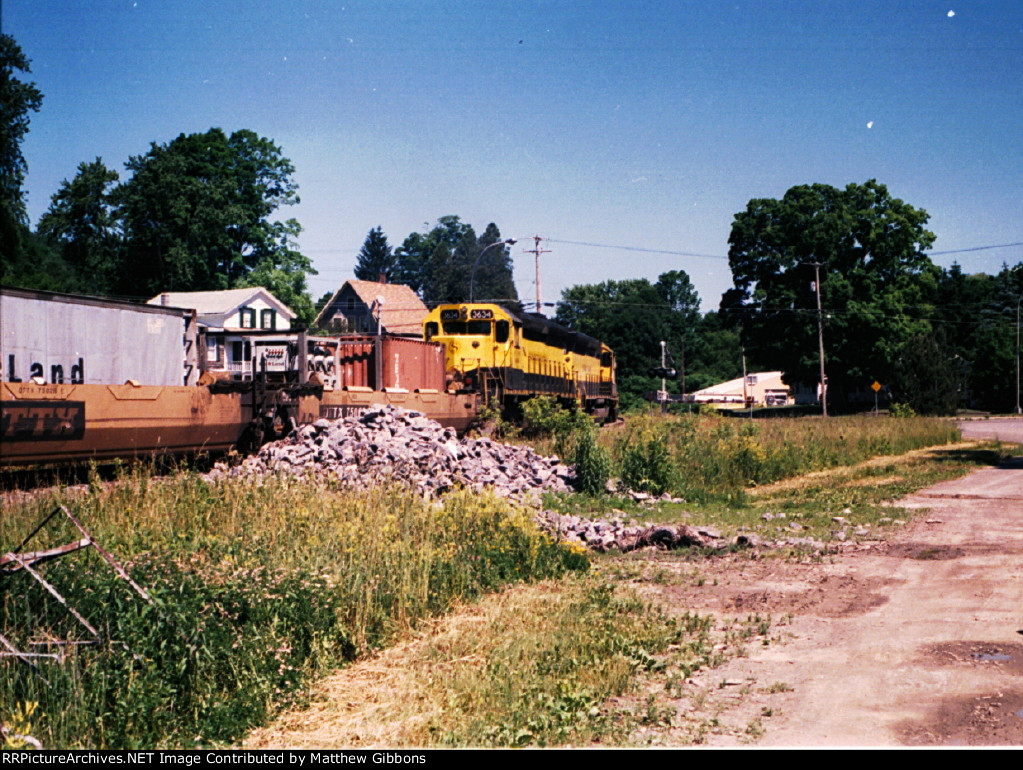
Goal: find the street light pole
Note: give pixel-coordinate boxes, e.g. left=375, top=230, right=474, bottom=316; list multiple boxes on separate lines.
left=469, top=239, right=517, bottom=303
left=1016, top=295, right=1021, bottom=415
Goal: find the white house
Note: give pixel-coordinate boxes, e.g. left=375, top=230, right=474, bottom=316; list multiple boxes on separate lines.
left=148, top=287, right=298, bottom=381
left=149, top=287, right=295, bottom=332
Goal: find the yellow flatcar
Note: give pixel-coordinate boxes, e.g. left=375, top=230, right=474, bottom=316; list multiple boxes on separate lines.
left=424, top=303, right=617, bottom=422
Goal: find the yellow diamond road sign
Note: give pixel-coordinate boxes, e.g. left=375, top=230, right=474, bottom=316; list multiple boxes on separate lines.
left=871, top=381, right=882, bottom=392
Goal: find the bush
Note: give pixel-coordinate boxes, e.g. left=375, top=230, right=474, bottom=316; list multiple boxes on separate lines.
left=573, top=426, right=613, bottom=496
left=890, top=402, right=917, bottom=418
left=620, top=433, right=676, bottom=495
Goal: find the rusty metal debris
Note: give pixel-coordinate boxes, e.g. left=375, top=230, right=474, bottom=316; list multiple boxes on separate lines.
left=0, top=505, right=152, bottom=669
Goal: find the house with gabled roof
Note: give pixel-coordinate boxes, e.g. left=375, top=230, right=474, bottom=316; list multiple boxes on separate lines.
left=148, top=287, right=298, bottom=381
left=314, top=279, right=428, bottom=337
left=148, top=287, right=295, bottom=331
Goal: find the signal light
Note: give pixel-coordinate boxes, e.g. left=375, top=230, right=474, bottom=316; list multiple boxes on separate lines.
left=647, top=367, right=677, bottom=379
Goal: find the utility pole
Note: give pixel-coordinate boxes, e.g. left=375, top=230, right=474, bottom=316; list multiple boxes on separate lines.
left=523, top=236, right=552, bottom=312
left=679, top=336, right=686, bottom=407
left=811, top=260, right=828, bottom=417
left=659, top=341, right=669, bottom=415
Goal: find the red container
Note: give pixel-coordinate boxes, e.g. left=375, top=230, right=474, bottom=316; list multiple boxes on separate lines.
left=334, top=335, right=446, bottom=392
left=380, top=336, right=446, bottom=391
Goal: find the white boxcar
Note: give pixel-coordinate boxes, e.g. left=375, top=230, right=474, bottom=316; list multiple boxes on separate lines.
left=1, top=287, right=199, bottom=386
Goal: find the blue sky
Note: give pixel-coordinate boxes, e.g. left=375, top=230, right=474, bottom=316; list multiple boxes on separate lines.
left=6, top=1, right=1022, bottom=310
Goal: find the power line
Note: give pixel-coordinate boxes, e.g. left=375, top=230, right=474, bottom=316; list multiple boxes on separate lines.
left=295, top=238, right=1021, bottom=262
left=544, top=238, right=1023, bottom=260
left=930, top=241, right=1023, bottom=256
left=545, top=239, right=727, bottom=259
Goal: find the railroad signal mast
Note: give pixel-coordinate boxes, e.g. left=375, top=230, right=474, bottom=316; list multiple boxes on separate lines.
left=523, top=236, right=552, bottom=312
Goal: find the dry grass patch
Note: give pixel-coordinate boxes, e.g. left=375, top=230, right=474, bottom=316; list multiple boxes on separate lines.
left=746, top=442, right=983, bottom=497
left=245, top=576, right=707, bottom=748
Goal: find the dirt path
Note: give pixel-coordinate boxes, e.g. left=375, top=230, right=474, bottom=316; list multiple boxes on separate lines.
left=670, top=454, right=1023, bottom=746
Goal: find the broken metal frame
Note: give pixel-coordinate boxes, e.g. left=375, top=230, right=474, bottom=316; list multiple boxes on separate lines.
left=0, top=505, right=153, bottom=670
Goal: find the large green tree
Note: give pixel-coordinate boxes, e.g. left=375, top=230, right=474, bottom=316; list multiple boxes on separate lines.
left=722, top=180, right=938, bottom=410
left=0, top=34, right=43, bottom=228
left=115, top=128, right=314, bottom=299
left=393, top=216, right=517, bottom=304
left=1, top=33, right=45, bottom=269
left=555, top=271, right=701, bottom=406
left=945, top=262, right=1023, bottom=413
left=354, top=225, right=396, bottom=282
left=36, top=158, right=121, bottom=293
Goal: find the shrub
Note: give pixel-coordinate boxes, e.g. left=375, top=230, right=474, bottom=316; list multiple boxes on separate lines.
left=889, top=402, right=917, bottom=418
left=620, top=433, right=676, bottom=495
left=573, top=426, right=613, bottom=496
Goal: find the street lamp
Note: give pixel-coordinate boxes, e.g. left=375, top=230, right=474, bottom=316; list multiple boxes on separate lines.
left=1016, top=295, right=1021, bottom=415
left=469, top=239, right=517, bottom=302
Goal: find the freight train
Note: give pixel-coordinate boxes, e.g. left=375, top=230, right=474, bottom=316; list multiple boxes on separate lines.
left=0, top=287, right=617, bottom=467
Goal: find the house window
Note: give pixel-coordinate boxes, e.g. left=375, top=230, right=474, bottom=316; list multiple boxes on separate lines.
left=207, top=338, right=221, bottom=363
left=261, top=309, right=276, bottom=330
left=239, top=307, right=256, bottom=329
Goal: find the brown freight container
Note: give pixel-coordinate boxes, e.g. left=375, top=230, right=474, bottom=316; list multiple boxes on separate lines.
left=335, top=338, right=376, bottom=389
left=334, top=335, right=446, bottom=392
left=379, top=335, right=446, bottom=391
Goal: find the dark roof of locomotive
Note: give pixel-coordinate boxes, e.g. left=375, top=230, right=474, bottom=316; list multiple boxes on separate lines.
left=505, top=307, right=603, bottom=358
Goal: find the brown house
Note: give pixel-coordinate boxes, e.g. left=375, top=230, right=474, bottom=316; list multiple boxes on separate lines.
left=314, top=279, right=428, bottom=337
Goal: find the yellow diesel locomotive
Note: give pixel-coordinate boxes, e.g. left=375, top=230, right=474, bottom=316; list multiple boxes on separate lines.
left=424, top=303, right=618, bottom=422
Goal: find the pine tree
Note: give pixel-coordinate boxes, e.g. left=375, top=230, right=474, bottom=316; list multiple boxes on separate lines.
left=354, top=226, right=395, bottom=282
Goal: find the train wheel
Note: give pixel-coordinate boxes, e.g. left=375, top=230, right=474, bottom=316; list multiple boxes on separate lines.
left=238, top=419, right=264, bottom=455
left=272, top=407, right=295, bottom=439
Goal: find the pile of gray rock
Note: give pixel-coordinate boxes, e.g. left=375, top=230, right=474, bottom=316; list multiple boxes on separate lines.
left=538, top=510, right=732, bottom=553
left=206, top=404, right=575, bottom=500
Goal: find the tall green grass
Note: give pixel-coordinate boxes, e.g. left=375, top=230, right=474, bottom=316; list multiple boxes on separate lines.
left=1, top=473, right=587, bottom=749
left=523, top=406, right=960, bottom=502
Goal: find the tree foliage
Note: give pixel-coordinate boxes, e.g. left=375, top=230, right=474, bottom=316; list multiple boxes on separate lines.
left=37, top=158, right=121, bottom=293
left=354, top=226, right=396, bottom=282
left=722, top=180, right=938, bottom=409
left=0, top=34, right=43, bottom=228
left=393, top=216, right=517, bottom=304
left=933, top=262, right=1023, bottom=413
left=16, top=127, right=318, bottom=321
left=555, top=271, right=701, bottom=405
left=115, top=128, right=313, bottom=298
left=892, top=327, right=963, bottom=415
left=685, top=311, right=743, bottom=393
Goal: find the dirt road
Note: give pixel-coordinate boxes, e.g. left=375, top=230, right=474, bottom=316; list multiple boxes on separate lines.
left=959, top=418, right=1023, bottom=445
left=674, top=435, right=1023, bottom=746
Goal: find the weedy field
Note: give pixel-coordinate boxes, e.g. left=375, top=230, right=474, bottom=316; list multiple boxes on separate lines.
left=1, top=410, right=1009, bottom=749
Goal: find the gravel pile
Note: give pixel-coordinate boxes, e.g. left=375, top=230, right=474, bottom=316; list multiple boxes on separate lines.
left=538, top=511, right=731, bottom=553
left=206, top=404, right=575, bottom=500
